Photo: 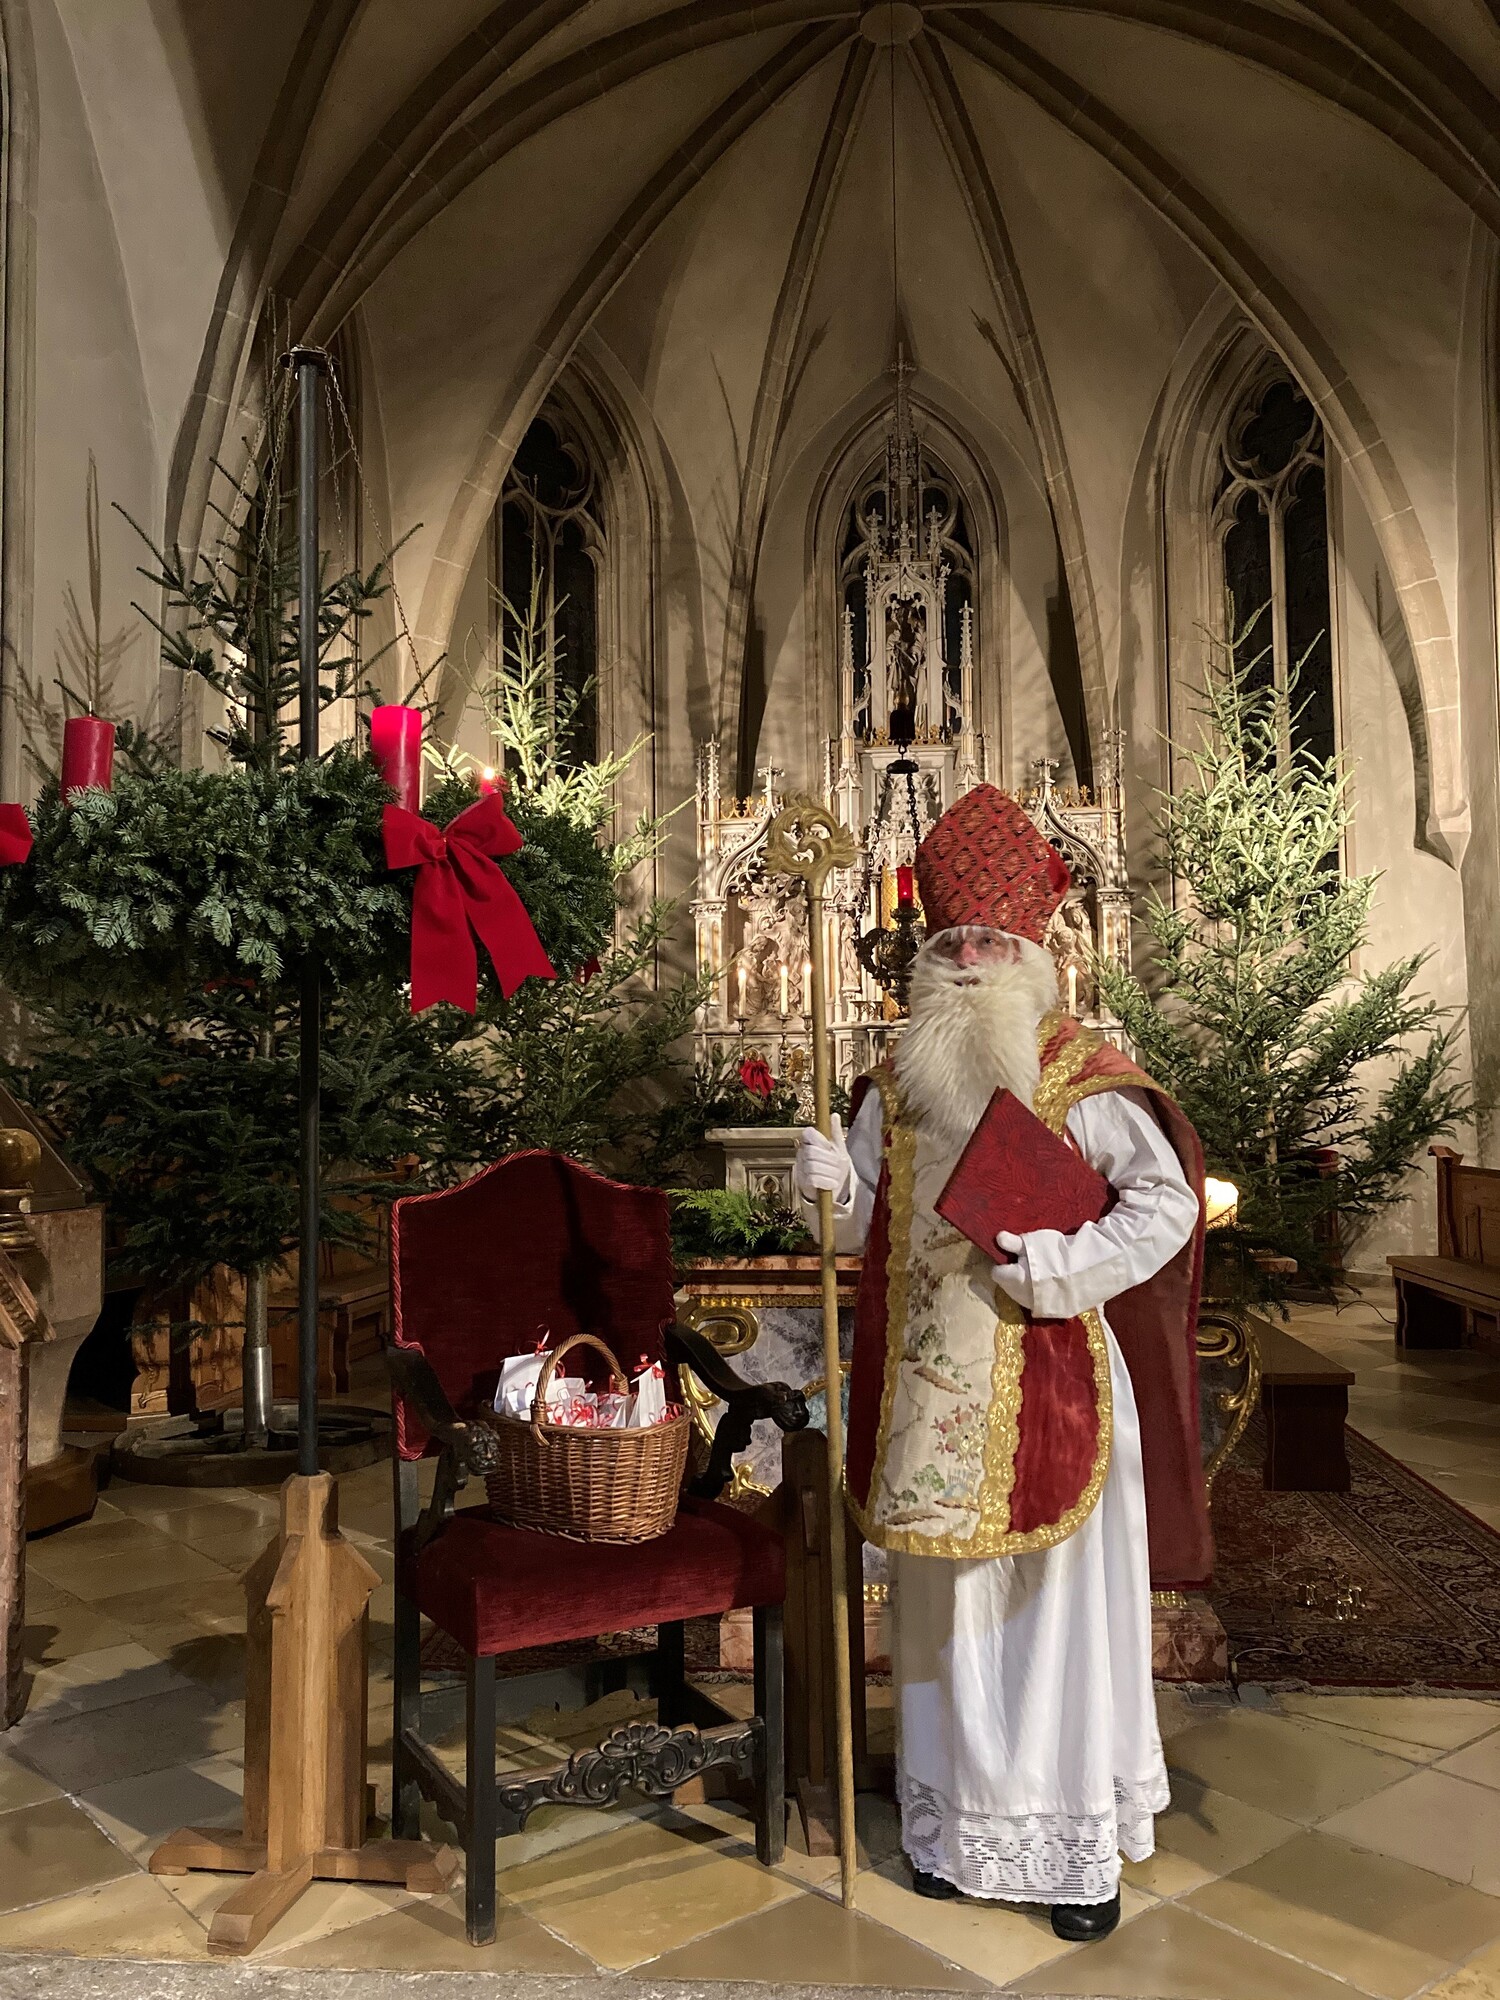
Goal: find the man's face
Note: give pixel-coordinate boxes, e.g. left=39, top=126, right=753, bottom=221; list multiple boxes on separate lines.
left=925, top=927, right=1023, bottom=980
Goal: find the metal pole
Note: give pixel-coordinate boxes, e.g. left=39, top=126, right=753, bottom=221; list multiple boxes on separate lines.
left=291, top=347, right=325, bottom=1479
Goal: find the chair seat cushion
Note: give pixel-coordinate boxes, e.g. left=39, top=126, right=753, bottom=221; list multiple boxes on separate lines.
left=406, top=1498, right=786, bottom=1658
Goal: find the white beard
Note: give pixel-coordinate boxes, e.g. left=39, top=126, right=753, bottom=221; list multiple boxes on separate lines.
left=895, top=938, right=1061, bottom=1150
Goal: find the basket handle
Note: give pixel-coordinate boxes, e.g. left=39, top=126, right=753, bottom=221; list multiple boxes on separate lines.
left=532, top=1332, right=630, bottom=1440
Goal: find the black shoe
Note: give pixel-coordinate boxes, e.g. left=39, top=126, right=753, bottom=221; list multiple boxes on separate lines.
left=910, top=1866, right=960, bottom=1900
left=1050, top=1892, right=1120, bottom=1941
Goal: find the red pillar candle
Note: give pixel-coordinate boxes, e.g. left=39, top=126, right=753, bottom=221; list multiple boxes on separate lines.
left=370, top=705, right=423, bottom=813
left=60, top=715, right=115, bottom=797
left=478, top=765, right=500, bottom=797
left=896, top=864, right=915, bottom=908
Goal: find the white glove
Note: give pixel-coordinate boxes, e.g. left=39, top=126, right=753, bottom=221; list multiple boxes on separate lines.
left=794, top=1115, right=852, bottom=1201
left=991, top=1230, right=1035, bottom=1309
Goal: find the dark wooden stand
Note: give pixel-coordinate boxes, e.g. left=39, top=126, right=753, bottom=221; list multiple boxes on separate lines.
left=1257, top=1321, right=1354, bottom=1492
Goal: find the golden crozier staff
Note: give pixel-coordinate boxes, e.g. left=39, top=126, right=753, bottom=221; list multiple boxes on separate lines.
left=766, top=797, right=859, bottom=1909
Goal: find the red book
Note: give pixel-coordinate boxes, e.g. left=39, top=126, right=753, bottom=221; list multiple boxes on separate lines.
left=936, top=1088, right=1111, bottom=1260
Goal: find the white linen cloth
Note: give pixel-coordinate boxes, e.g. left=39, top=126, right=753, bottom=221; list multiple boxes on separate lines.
left=813, top=1086, right=1199, bottom=1903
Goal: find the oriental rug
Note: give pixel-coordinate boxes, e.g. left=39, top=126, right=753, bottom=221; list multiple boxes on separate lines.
left=1209, top=1419, right=1500, bottom=1690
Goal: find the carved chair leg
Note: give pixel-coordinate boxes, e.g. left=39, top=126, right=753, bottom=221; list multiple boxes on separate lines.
left=753, top=1602, right=786, bottom=1867
left=391, top=1457, right=423, bottom=1842
left=465, top=1654, right=497, bottom=1948
left=391, top=1582, right=422, bottom=1842
left=654, top=1620, right=687, bottom=1727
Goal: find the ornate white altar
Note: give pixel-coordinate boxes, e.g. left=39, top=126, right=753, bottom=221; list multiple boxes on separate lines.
left=692, top=368, right=1135, bottom=1090
left=692, top=749, right=1133, bottom=1090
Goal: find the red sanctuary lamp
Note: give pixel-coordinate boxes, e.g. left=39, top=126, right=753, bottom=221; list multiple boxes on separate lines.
left=60, top=715, right=115, bottom=797
left=896, top=864, right=915, bottom=909
left=370, top=704, right=422, bottom=812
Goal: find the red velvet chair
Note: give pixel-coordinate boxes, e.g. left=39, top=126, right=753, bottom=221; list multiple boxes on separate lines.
left=383, top=1152, right=807, bottom=1945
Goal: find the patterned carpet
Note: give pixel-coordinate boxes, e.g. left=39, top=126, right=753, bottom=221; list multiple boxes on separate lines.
left=1210, top=1418, right=1500, bottom=1689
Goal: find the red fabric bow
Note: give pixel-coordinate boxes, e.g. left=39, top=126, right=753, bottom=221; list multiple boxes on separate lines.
left=0, top=805, right=32, bottom=866
left=739, top=1055, right=775, bottom=1101
left=383, top=793, right=555, bottom=1014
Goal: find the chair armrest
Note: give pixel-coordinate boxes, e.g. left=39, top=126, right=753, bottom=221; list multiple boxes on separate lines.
left=380, top=1338, right=504, bottom=1550
left=666, top=1320, right=809, bottom=1501
left=380, top=1339, right=502, bottom=1479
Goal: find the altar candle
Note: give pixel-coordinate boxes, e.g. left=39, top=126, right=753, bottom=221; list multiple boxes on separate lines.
left=779, top=962, right=790, bottom=1018
left=803, top=959, right=812, bottom=1016
left=370, top=705, right=423, bottom=812
left=737, top=963, right=748, bottom=1018
left=1067, top=963, right=1079, bottom=1017
left=60, top=715, right=115, bottom=797
left=478, top=765, right=500, bottom=796
left=896, top=864, right=915, bottom=908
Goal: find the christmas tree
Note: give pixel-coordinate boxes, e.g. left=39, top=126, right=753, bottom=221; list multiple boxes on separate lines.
left=1097, top=628, right=1467, bottom=1301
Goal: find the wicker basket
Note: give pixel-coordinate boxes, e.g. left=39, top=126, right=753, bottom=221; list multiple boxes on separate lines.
left=480, top=1332, right=689, bottom=1543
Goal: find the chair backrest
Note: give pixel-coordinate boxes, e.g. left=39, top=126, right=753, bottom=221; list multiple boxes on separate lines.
left=390, top=1150, right=676, bottom=1459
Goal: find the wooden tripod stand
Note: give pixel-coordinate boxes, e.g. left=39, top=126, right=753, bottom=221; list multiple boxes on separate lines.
left=151, top=1474, right=457, bottom=1955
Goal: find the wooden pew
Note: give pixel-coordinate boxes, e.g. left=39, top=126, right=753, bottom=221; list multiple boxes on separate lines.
left=1389, top=1146, right=1500, bottom=1354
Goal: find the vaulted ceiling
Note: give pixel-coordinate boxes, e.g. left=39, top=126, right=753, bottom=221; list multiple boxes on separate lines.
left=135, top=0, right=1499, bottom=814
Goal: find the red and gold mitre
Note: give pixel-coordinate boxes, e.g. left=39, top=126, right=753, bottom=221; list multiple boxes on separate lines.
left=915, top=784, right=1070, bottom=942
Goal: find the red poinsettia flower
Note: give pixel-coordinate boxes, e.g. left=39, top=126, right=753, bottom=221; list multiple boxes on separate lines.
left=738, top=1055, right=776, bottom=1101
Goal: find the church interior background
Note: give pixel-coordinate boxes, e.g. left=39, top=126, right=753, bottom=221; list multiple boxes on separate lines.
left=2, top=2, right=1500, bottom=1995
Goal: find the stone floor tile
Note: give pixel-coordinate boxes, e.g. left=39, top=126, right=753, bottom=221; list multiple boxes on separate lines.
left=1184, top=1828, right=1500, bottom=2000
left=92, top=1576, right=247, bottom=1648
left=1008, top=1899, right=1367, bottom=1998
left=0, top=1753, right=60, bottom=1814
left=22, top=1596, right=134, bottom=1667
left=8, top=1685, right=244, bottom=1794
left=1423, top=1936, right=1500, bottom=1999
left=266, top=1893, right=595, bottom=1972
left=1152, top=1773, right=1301, bottom=1877
left=25, top=1515, right=169, bottom=1570
left=638, top=1883, right=988, bottom=1989
left=493, top=1811, right=801, bottom=1970
left=31, top=1540, right=234, bottom=1605
left=690, top=1791, right=902, bottom=1894
left=1121, top=1847, right=1216, bottom=1897
left=1276, top=1694, right=1500, bottom=1757
left=1320, top=1769, right=1500, bottom=1895
left=1438, top=1734, right=1500, bottom=1791
left=0, top=1795, right=136, bottom=1913
left=1165, top=1707, right=1413, bottom=1824
left=0, top=1869, right=210, bottom=1960
left=21, top=1643, right=194, bottom=1721
left=78, top=1755, right=245, bottom=1863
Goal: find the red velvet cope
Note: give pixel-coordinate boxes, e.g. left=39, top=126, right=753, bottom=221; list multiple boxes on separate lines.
left=406, top=1498, right=786, bottom=1657
left=390, top=1151, right=678, bottom=1461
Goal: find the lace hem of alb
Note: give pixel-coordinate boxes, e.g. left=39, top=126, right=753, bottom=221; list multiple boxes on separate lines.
left=898, top=1771, right=1171, bottom=1905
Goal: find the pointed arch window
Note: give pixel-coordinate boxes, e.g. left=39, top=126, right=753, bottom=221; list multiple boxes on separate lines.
left=1214, top=368, right=1335, bottom=768
left=496, top=413, right=603, bottom=769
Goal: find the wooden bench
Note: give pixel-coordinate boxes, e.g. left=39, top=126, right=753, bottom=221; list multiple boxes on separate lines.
left=1255, top=1318, right=1354, bottom=1492
left=1388, top=1145, right=1500, bottom=1354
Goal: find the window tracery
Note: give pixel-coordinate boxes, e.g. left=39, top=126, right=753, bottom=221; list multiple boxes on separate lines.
left=496, top=412, right=604, bottom=770
left=1214, top=368, right=1335, bottom=769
